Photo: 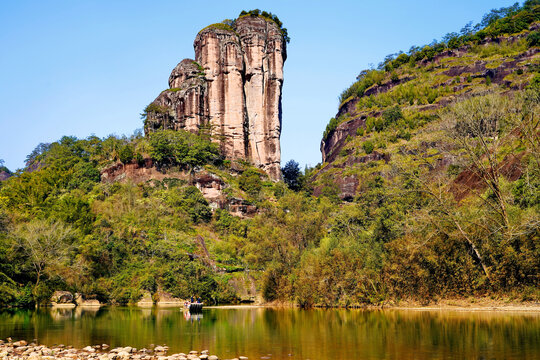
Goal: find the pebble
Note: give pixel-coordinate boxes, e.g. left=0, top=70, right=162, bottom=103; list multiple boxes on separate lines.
left=0, top=339, right=247, bottom=360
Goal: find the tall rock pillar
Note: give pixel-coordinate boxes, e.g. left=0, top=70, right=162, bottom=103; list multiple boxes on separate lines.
left=194, top=27, right=247, bottom=160
left=144, top=14, right=287, bottom=180
left=236, top=16, right=286, bottom=180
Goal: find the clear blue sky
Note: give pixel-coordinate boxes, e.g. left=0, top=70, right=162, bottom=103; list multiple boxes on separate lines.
left=0, top=0, right=516, bottom=171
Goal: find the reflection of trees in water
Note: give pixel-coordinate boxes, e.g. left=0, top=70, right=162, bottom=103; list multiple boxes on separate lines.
left=0, top=308, right=539, bottom=359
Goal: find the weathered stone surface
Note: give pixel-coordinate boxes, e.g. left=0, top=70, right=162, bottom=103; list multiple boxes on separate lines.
left=50, top=291, right=74, bottom=305
left=137, top=291, right=154, bottom=307
left=101, top=158, right=187, bottom=184
left=193, top=173, right=227, bottom=210
left=74, top=293, right=101, bottom=307
left=236, top=16, right=285, bottom=180
left=145, top=15, right=287, bottom=180
left=155, top=291, right=183, bottom=307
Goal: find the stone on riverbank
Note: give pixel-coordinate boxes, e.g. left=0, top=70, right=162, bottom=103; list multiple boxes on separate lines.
left=0, top=341, right=255, bottom=360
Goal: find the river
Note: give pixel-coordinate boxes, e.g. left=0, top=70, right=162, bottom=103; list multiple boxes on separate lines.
left=0, top=307, right=539, bottom=359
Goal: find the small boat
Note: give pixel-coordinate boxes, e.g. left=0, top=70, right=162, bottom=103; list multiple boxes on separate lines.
left=188, top=302, right=203, bottom=313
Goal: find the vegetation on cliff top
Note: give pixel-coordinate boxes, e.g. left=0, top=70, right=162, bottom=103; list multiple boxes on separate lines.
left=198, top=9, right=290, bottom=44
left=238, top=9, right=290, bottom=43
left=198, top=22, right=236, bottom=34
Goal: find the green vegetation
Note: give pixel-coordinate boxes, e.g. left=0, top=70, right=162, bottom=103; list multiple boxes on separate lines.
left=322, top=117, right=339, bottom=141
left=339, top=70, right=385, bottom=104
left=0, top=130, right=232, bottom=307
left=199, top=22, right=235, bottom=33
left=311, top=1, right=540, bottom=306
left=281, top=160, right=303, bottom=191
left=0, top=3, right=538, bottom=309
left=198, top=10, right=290, bottom=44
left=338, top=1, right=540, bottom=108
left=239, top=9, right=290, bottom=43
left=141, top=103, right=169, bottom=127
left=0, top=159, right=10, bottom=175
left=362, top=140, right=374, bottom=154
left=527, top=30, right=540, bottom=46
left=148, top=129, right=221, bottom=169
left=1, top=82, right=538, bottom=307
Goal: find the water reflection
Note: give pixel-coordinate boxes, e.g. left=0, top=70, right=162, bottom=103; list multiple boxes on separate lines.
left=0, top=307, right=538, bottom=360
left=183, top=311, right=203, bottom=322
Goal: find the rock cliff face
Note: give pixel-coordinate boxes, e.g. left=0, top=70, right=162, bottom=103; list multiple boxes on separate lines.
left=145, top=15, right=287, bottom=180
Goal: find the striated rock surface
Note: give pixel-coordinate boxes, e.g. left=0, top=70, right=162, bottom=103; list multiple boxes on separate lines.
left=145, top=15, right=287, bottom=180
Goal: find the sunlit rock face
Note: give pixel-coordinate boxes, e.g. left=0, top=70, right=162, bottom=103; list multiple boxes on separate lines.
left=145, top=16, right=287, bottom=180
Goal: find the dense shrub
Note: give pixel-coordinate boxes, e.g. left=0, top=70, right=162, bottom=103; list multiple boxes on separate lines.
left=362, top=141, right=374, bottom=154
left=239, top=168, right=262, bottom=197
left=148, top=129, right=221, bottom=168
left=527, top=30, right=540, bottom=47
left=382, top=106, right=404, bottom=126
left=322, top=117, right=338, bottom=141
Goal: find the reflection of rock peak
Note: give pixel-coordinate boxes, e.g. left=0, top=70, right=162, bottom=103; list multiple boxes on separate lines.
left=145, top=15, right=286, bottom=179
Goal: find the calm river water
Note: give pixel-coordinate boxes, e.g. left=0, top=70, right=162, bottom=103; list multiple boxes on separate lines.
left=0, top=307, right=539, bottom=360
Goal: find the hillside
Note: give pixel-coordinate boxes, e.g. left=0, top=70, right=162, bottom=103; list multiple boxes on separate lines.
left=0, top=4, right=539, bottom=309
left=316, top=3, right=540, bottom=200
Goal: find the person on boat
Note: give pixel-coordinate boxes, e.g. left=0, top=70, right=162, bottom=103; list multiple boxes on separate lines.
left=196, top=297, right=201, bottom=304
left=190, top=296, right=194, bottom=303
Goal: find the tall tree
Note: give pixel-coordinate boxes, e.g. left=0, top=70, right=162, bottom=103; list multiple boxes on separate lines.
left=282, top=160, right=302, bottom=191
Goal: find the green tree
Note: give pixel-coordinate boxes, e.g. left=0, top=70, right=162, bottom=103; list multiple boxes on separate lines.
left=282, top=160, right=302, bottom=191
left=148, top=129, right=221, bottom=169
left=13, top=220, right=76, bottom=288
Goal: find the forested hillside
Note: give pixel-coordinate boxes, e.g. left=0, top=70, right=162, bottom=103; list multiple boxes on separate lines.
left=0, top=2, right=539, bottom=308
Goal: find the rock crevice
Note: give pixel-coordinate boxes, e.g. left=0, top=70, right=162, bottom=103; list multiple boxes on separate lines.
left=145, top=16, right=286, bottom=179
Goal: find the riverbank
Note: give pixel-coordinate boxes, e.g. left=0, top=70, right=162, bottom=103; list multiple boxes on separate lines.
left=0, top=340, right=246, bottom=360
left=255, top=297, right=540, bottom=312
left=386, top=297, right=540, bottom=312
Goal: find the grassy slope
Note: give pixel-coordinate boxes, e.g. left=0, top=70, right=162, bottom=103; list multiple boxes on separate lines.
left=314, top=30, right=539, bottom=196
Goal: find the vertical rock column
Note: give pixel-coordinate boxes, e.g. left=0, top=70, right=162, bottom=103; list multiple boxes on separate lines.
left=195, top=28, right=247, bottom=160
left=167, top=59, right=208, bottom=132
left=236, top=16, right=285, bottom=180
left=145, top=15, right=286, bottom=180
left=146, top=59, right=208, bottom=133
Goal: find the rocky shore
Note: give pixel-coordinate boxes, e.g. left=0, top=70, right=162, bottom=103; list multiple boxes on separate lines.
left=0, top=339, right=248, bottom=360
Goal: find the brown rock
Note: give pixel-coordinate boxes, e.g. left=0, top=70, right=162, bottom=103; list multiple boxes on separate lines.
left=137, top=291, right=154, bottom=307
left=155, top=291, right=183, bottom=307
left=50, top=291, right=74, bottom=305
left=145, top=15, right=287, bottom=180
left=0, top=170, right=11, bottom=181
left=74, top=293, right=101, bottom=307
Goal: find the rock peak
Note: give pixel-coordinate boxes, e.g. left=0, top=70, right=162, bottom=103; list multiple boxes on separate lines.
left=144, top=12, right=287, bottom=180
